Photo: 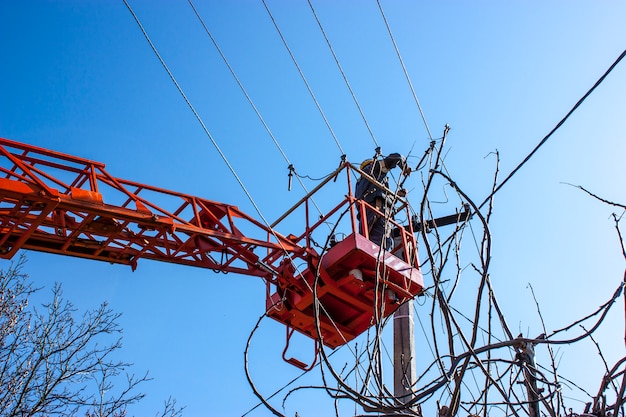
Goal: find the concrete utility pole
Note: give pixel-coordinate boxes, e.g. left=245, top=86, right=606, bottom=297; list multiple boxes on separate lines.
left=394, top=299, right=417, bottom=407
left=391, top=210, right=469, bottom=412
left=518, top=341, right=540, bottom=417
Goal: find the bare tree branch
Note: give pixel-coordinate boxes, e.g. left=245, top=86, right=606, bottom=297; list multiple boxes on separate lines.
left=0, top=256, right=183, bottom=417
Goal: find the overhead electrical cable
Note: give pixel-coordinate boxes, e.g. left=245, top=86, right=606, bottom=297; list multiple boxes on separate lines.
left=124, top=1, right=360, bottom=375
left=306, top=0, right=380, bottom=149
left=122, top=0, right=309, bottom=264
left=186, top=0, right=334, bottom=196
left=478, top=47, right=626, bottom=210
left=187, top=0, right=327, bottom=209
left=125, top=2, right=430, bottom=411
left=188, top=0, right=347, bottom=246
left=376, top=0, right=434, bottom=142
left=187, top=1, right=366, bottom=373
left=416, top=45, right=626, bottom=291
left=187, top=0, right=291, bottom=166
left=241, top=322, right=348, bottom=417
left=261, top=0, right=346, bottom=157
left=122, top=0, right=271, bottom=228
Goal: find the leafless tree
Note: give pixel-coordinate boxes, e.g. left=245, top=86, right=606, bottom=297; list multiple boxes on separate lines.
left=244, top=128, right=626, bottom=417
left=0, top=256, right=184, bottom=417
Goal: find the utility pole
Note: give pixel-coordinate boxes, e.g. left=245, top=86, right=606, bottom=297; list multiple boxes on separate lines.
left=391, top=209, right=471, bottom=415
left=391, top=228, right=418, bottom=413
left=518, top=340, right=540, bottom=417
left=394, top=299, right=416, bottom=407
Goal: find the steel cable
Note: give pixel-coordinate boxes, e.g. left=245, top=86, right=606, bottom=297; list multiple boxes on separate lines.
left=306, top=0, right=380, bottom=149
left=478, top=48, right=626, bottom=210
left=376, top=0, right=434, bottom=142
left=261, top=0, right=346, bottom=157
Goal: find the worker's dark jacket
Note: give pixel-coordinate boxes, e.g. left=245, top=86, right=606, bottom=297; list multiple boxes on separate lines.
left=355, top=154, right=404, bottom=247
left=354, top=159, right=394, bottom=246
left=355, top=159, right=392, bottom=207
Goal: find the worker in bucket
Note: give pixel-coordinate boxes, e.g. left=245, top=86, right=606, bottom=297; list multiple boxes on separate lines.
left=354, top=152, right=411, bottom=249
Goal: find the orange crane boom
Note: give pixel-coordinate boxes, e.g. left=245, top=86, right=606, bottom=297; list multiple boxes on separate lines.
left=0, top=137, right=423, bottom=369
left=0, top=137, right=300, bottom=275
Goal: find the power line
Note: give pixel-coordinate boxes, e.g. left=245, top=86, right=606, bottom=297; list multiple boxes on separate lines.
left=127, top=0, right=364, bottom=367
left=241, top=344, right=345, bottom=416
left=478, top=48, right=626, bottom=210
left=122, top=0, right=290, bottom=253
left=261, top=0, right=346, bottom=157
left=189, top=0, right=348, bottom=189
left=306, top=0, right=380, bottom=149
left=187, top=0, right=292, bottom=167
left=124, top=10, right=369, bottom=411
left=186, top=0, right=331, bottom=228
left=376, top=0, right=434, bottom=142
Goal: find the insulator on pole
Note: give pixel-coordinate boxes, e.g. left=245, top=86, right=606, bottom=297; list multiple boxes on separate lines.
left=287, top=164, right=294, bottom=191
left=333, top=154, right=347, bottom=182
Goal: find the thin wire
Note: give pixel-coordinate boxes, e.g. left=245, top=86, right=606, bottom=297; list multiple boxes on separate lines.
left=376, top=0, right=433, bottom=142
left=176, top=7, right=362, bottom=380
left=125, top=2, right=382, bottom=390
left=187, top=0, right=291, bottom=166
left=198, top=5, right=360, bottom=367
left=126, top=2, right=437, bottom=410
left=122, top=0, right=274, bottom=231
left=261, top=0, right=346, bottom=156
left=187, top=0, right=333, bottom=231
left=478, top=48, right=626, bottom=210
left=241, top=337, right=343, bottom=416
left=306, top=0, right=379, bottom=149
left=413, top=297, right=437, bottom=362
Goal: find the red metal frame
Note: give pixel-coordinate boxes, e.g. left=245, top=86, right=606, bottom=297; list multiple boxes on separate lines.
left=0, top=137, right=424, bottom=368
left=265, top=164, right=423, bottom=351
left=0, top=137, right=302, bottom=276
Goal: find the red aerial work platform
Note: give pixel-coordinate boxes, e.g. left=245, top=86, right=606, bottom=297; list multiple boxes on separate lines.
left=0, top=137, right=423, bottom=368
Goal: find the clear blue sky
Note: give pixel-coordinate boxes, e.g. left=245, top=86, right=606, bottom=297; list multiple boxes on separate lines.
left=1, top=1, right=625, bottom=416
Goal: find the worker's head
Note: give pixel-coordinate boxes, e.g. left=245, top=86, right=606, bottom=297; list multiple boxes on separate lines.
left=384, top=153, right=406, bottom=170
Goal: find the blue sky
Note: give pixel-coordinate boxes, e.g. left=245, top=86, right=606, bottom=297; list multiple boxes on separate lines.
left=1, top=1, right=625, bottom=416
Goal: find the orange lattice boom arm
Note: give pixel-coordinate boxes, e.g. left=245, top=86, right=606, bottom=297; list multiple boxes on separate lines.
left=0, top=137, right=302, bottom=276
left=0, top=137, right=425, bottom=366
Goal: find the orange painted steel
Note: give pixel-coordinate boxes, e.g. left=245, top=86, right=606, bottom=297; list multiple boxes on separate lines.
left=0, top=137, right=302, bottom=277
left=0, top=137, right=423, bottom=363
left=264, top=164, right=423, bottom=351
